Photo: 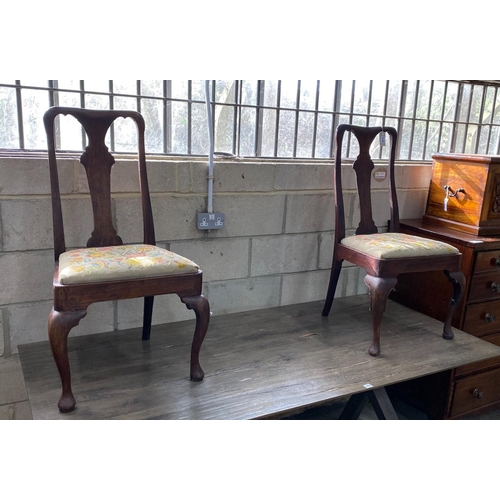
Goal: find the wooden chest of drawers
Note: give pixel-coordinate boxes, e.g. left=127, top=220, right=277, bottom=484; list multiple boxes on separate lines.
left=390, top=219, right=500, bottom=419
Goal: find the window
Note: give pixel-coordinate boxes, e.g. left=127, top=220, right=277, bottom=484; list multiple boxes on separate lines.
left=1, top=79, right=500, bottom=160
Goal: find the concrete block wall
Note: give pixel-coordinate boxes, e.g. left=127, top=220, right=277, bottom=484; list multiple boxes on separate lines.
left=0, top=156, right=433, bottom=355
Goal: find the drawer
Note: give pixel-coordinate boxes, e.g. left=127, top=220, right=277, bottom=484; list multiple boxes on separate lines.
left=450, top=366, right=500, bottom=418
left=474, top=250, right=500, bottom=273
left=463, top=301, right=500, bottom=336
left=469, top=271, right=500, bottom=302
left=455, top=334, right=500, bottom=377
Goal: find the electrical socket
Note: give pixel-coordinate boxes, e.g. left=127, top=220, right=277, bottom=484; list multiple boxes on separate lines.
left=197, top=212, right=225, bottom=230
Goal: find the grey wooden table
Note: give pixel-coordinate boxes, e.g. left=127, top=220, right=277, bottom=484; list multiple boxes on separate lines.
left=18, top=295, right=500, bottom=420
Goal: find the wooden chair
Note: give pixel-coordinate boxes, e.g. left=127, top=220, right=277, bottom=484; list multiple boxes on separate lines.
left=44, top=107, right=210, bottom=413
left=322, top=124, right=465, bottom=356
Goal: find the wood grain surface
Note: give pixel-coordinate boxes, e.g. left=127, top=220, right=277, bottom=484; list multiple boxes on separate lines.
left=19, top=295, right=500, bottom=420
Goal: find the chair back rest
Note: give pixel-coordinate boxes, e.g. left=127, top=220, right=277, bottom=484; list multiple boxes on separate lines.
left=334, top=124, right=399, bottom=240
left=44, top=107, right=155, bottom=261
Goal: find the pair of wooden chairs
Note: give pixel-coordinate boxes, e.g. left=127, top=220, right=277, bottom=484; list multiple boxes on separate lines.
left=44, top=108, right=464, bottom=413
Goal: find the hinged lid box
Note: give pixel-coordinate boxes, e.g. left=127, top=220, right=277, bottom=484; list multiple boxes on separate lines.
left=423, top=153, right=500, bottom=236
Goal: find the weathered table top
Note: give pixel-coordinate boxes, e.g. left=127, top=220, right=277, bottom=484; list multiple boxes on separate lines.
left=18, top=295, right=500, bottom=420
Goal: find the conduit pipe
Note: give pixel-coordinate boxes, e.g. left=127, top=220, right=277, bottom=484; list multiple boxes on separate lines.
left=205, top=80, right=214, bottom=213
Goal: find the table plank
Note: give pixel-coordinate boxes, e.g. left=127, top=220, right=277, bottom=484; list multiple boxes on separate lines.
left=19, top=295, right=500, bottom=420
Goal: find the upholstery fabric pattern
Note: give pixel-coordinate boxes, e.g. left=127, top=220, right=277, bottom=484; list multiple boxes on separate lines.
left=58, top=244, right=199, bottom=284
left=341, top=233, right=459, bottom=259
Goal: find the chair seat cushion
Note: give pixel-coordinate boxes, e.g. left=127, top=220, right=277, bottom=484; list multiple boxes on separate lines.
left=341, top=232, right=459, bottom=259
left=58, top=244, right=200, bottom=285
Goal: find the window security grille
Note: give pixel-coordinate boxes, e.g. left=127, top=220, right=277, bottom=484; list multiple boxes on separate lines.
left=1, top=79, right=499, bottom=160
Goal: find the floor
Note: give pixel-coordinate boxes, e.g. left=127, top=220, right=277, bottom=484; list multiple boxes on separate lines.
left=3, top=351, right=500, bottom=420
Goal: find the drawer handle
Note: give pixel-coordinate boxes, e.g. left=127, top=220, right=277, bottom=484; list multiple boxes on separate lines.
left=491, top=282, right=500, bottom=293
left=473, top=388, right=484, bottom=399
left=485, top=313, right=496, bottom=323
left=496, top=258, right=500, bottom=268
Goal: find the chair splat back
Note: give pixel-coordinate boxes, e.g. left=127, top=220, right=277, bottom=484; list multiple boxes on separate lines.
left=44, top=107, right=155, bottom=260
left=335, top=124, right=399, bottom=238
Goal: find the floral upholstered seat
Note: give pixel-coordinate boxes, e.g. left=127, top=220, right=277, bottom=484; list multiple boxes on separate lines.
left=341, top=233, right=459, bottom=259
left=58, top=244, right=199, bottom=285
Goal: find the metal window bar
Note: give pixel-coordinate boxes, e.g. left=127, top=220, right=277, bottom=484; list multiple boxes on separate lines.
left=436, top=80, right=448, bottom=153
left=255, top=80, right=265, bottom=157
left=312, top=80, right=320, bottom=158
left=485, top=86, right=497, bottom=155
left=232, top=80, right=239, bottom=156
left=292, top=80, right=301, bottom=158
left=407, top=80, right=420, bottom=159
left=273, top=81, right=281, bottom=158
left=329, top=80, right=342, bottom=158
left=366, top=81, right=373, bottom=129
left=346, top=80, right=356, bottom=157
left=14, top=80, right=24, bottom=150
left=476, top=85, right=487, bottom=154
left=164, top=80, right=172, bottom=154
left=422, top=80, right=434, bottom=160
left=462, top=84, right=473, bottom=153
left=108, top=80, right=115, bottom=151
left=136, top=81, right=141, bottom=113
left=396, top=80, right=408, bottom=159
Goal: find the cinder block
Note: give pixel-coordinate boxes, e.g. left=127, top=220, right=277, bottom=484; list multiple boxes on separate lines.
left=213, top=162, right=274, bottom=192
left=339, top=163, right=359, bottom=191
left=207, top=276, right=281, bottom=315
left=1, top=197, right=96, bottom=251
left=0, top=251, right=53, bottom=304
left=148, top=161, right=178, bottom=193
left=116, top=294, right=200, bottom=330
left=170, top=238, right=249, bottom=282
left=189, top=162, right=210, bottom=193
left=211, top=194, right=286, bottom=237
left=397, top=189, right=429, bottom=219
left=370, top=190, right=392, bottom=228
left=61, top=197, right=95, bottom=249
left=69, top=301, right=116, bottom=338
left=281, top=264, right=366, bottom=306
left=285, top=193, right=335, bottom=233
left=395, top=164, right=433, bottom=189
left=177, top=161, right=194, bottom=193
left=107, top=160, right=178, bottom=193
left=318, top=231, right=334, bottom=269
left=7, top=300, right=115, bottom=353
left=0, top=157, right=74, bottom=195
left=274, top=163, right=333, bottom=191
left=336, top=266, right=368, bottom=298
left=250, top=233, right=319, bottom=276
left=114, top=194, right=206, bottom=243
left=0, top=309, right=4, bottom=357
left=280, top=270, right=331, bottom=305
left=1, top=199, right=53, bottom=251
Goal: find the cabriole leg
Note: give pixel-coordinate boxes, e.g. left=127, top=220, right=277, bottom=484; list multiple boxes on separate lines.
left=180, top=294, right=210, bottom=382
left=364, top=275, right=397, bottom=357
left=48, top=308, right=87, bottom=413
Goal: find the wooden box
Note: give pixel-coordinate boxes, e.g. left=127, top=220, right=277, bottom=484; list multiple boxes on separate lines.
left=423, top=153, right=500, bottom=236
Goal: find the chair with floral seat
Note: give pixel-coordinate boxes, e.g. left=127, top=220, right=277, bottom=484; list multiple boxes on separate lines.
left=322, top=124, right=465, bottom=356
left=44, top=106, right=210, bottom=413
